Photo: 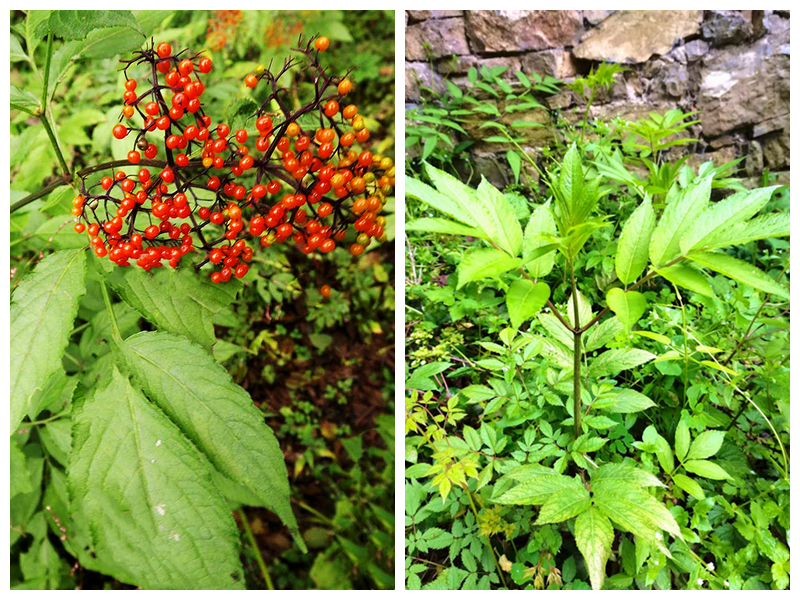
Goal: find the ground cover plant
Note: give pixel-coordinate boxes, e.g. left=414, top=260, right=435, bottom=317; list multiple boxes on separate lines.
left=405, top=62, right=789, bottom=591
left=11, top=9, right=395, bottom=590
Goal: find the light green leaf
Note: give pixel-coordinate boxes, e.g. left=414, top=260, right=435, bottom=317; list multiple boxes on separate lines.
left=650, top=177, right=711, bottom=267
left=425, top=162, right=492, bottom=232
left=107, top=266, right=241, bottom=349
left=522, top=201, right=557, bottom=277
left=594, top=485, right=682, bottom=541
left=680, top=186, right=779, bottom=253
left=592, top=463, right=664, bottom=488
left=120, top=331, right=302, bottom=548
left=616, top=195, right=656, bottom=284
left=405, top=217, right=488, bottom=240
left=406, top=175, right=478, bottom=227
left=36, top=10, right=143, bottom=41
left=536, top=484, right=591, bottom=524
left=573, top=434, right=608, bottom=452
left=70, top=368, right=243, bottom=589
left=566, top=289, right=593, bottom=330
left=675, top=420, right=690, bottom=462
left=700, top=212, right=789, bottom=250
left=606, top=288, right=647, bottom=332
left=538, top=312, right=574, bottom=348
left=593, top=389, right=655, bottom=413
left=683, top=459, right=732, bottom=480
left=11, top=85, right=42, bottom=113
left=688, top=251, right=789, bottom=300
left=672, top=474, right=705, bottom=500
left=575, top=507, right=614, bottom=591
left=476, top=177, right=523, bottom=256
left=456, top=248, right=522, bottom=289
left=686, top=430, right=725, bottom=460
left=506, top=280, right=549, bottom=329
left=589, top=348, right=656, bottom=378
left=656, top=263, right=715, bottom=298
left=584, top=317, right=624, bottom=352
left=11, top=250, right=86, bottom=434
left=493, top=464, right=575, bottom=505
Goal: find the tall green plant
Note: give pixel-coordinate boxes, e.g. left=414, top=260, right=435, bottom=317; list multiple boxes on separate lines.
left=406, top=146, right=789, bottom=589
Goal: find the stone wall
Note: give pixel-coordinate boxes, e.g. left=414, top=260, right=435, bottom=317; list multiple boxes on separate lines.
left=405, top=10, right=790, bottom=188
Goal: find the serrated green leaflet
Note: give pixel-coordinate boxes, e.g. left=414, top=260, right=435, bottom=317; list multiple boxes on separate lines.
left=606, top=288, right=647, bottom=332
left=11, top=250, right=86, bottom=434
left=592, top=388, right=655, bottom=413
left=591, top=463, right=664, bottom=488
left=594, top=484, right=682, bottom=541
left=476, top=177, right=523, bottom=256
left=589, top=348, right=656, bottom=378
left=688, top=251, right=789, bottom=300
left=107, top=266, right=241, bottom=349
left=522, top=201, right=557, bottom=277
left=656, top=263, right=715, bottom=297
left=493, top=465, right=574, bottom=505
left=575, top=507, right=614, bottom=590
left=683, top=459, right=732, bottom=480
left=70, top=368, right=243, bottom=589
left=536, top=484, right=590, bottom=524
left=406, top=175, right=479, bottom=227
left=583, top=317, right=624, bottom=352
left=687, top=430, right=726, bottom=460
left=506, top=279, right=549, bottom=329
left=672, top=474, right=705, bottom=500
left=616, top=195, right=655, bottom=284
left=649, top=177, right=711, bottom=267
left=405, top=217, right=487, bottom=240
left=680, top=186, right=778, bottom=253
left=119, top=331, right=303, bottom=549
left=456, top=248, right=522, bottom=289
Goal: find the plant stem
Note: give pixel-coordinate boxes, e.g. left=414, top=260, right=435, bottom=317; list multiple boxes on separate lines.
left=570, top=261, right=582, bottom=438
left=463, top=486, right=507, bottom=588
left=99, top=278, right=121, bottom=342
left=579, top=89, right=595, bottom=147
left=238, top=508, right=275, bottom=590
left=37, top=33, right=70, bottom=177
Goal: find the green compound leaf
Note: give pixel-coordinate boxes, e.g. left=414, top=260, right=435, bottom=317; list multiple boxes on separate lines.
left=594, top=485, right=682, bottom=543
left=591, top=463, right=664, bottom=489
left=606, top=288, right=648, bottom=332
left=675, top=419, right=691, bottom=462
left=70, top=368, right=243, bottom=589
left=656, top=263, right=716, bottom=298
left=11, top=250, right=86, bottom=434
left=575, top=507, right=614, bottom=590
left=506, top=279, right=549, bottom=330
left=108, top=266, right=241, bottom=350
left=120, top=331, right=304, bottom=550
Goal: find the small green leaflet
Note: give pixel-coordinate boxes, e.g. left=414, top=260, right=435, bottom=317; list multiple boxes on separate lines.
left=506, top=280, right=549, bottom=329
left=575, top=507, right=614, bottom=590
left=688, top=251, right=789, bottom=300
left=522, top=201, right=557, bottom=277
left=649, top=176, right=711, bottom=267
left=405, top=217, right=487, bottom=240
left=457, top=248, right=522, bottom=289
left=615, top=195, right=655, bottom=284
left=10, top=250, right=86, bottom=434
left=656, top=263, right=715, bottom=298
left=686, top=430, right=726, bottom=460
left=406, top=175, right=478, bottom=227
left=70, top=369, right=243, bottom=589
left=592, top=389, right=655, bottom=413
left=673, top=474, right=705, bottom=500
left=476, top=177, right=523, bottom=256
left=507, top=150, right=521, bottom=184
left=683, top=459, right=732, bottom=480
left=119, top=331, right=303, bottom=549
left=493, top=464, right=576, bottom=505
left=675, top=420, right=690, bottom=462
left=605, top=288, right=648, bottom=332
left=589, top=348, right=656, bottom=378
left=536, top=484, right=591, bottom=524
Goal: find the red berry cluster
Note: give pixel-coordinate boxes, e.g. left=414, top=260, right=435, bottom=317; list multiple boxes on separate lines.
left=73, top=35, right=394, bottom=283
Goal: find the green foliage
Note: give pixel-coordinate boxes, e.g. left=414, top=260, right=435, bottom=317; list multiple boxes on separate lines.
left=11, top=8, right=395, bottom=591
left=405, top=69, right=789, bottom=590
